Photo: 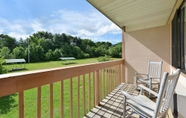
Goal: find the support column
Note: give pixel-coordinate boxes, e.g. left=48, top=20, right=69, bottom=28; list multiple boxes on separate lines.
left=122, top=26, right=126, bottom=83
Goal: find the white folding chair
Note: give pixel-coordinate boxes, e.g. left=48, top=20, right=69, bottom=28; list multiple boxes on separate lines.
left=122, top=69, right=180, bottom=118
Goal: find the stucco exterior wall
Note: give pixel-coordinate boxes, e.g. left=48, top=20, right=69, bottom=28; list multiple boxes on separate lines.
left=123, top=25, right=171, bottom=84
left=184, top=22, right=186, bottom=64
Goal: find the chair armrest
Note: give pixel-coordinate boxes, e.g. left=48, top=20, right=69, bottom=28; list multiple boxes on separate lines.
left=135, top=73, right=148, bottom=77
left=139, top=85, right=158, bottom=97
left=121, top=91, right=154, bottom=110
left=121, top=91, right=135, bottom=100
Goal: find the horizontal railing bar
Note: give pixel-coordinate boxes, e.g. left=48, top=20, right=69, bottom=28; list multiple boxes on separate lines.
left=0, top=59, right=123, bottom=97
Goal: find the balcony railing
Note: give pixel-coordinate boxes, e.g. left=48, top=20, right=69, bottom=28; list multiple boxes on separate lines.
left=0, top=59, right=124, bottom=118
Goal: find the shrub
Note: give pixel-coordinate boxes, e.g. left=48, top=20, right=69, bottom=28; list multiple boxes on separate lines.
left=97, top=55, right=111, bottom=62
left=84, top=53, right=90, bottom=58
left=0, top=56, right=7, bottom=74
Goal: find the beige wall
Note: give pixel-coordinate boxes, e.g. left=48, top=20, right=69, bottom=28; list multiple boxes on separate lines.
left=184, top=22, right=186, bottom=62
left=123, top=25, right=171, bottom=84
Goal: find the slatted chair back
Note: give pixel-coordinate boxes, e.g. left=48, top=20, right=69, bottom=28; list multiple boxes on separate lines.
left=154, top=69, right=180, bottom=118
left=147, top=61, right=163, bottom=81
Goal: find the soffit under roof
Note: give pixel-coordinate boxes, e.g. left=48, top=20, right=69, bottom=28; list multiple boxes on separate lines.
left=87, top=0, right=182, bottom=32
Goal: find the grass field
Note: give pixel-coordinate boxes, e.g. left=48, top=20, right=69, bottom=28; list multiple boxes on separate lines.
left=0, top=58, right=120, bottom=118
left=5, top=58, right=100, bottom=72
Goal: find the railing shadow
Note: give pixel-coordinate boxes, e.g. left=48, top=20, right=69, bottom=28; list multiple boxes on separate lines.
left=0, top=94, right=17, bottom=114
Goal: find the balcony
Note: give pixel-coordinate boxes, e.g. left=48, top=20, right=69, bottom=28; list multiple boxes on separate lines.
left=0, top=59, right=175, bottom=118
left=0, top=59, right=125, bottom=118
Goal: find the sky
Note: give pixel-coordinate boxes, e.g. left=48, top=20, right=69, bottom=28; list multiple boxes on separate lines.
left=0, top=0, right=122, bottom=44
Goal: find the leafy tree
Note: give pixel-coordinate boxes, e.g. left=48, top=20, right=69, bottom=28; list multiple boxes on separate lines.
left=95, top=45, right=108, bottom=57
left=38, top=38, right=48, bottom=53
left=13, top=46, right=26, bottom=59
left=60, top=33, right=68, bottom=47
left=45, top=38, right=54, bottom=51
left=0, top=34, right=17, bottom=51
left=33, top=31, right=53, bottom=39
left=17, top=38, right=28, bottom=48
left=81, top=39, right=95, bottom=57
left=0, top=47, right=11, bottom=59
left=0, top=31, right=122, bottom=62
left=36, top=45, right=45, bottom=61
left=61, top=43, right=73, bottom=57
left=52, top=49, right=63, bottom=60
left=53, top=34, right=63, bottom=49
left=84, top=45, right=94, bottom=57
left=46, top=49, right=53, bottom=61
left=29, top=43, right=45, bottom=62
left=72, top=46, right=84, bottom=59
left=109, top=42, right=122, bottom=58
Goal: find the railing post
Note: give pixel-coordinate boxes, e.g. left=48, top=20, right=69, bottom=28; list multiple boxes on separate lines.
left=70, top=78, right=73, bottom=118
left=37, top=87, right=41, bottom=118
left=60, top=81, right=64, bottom=118
left=95, top=70, right=100, bottom=106
left=50, top=83, right=53, bottom=118
left=83, top=75, right=86, bottom=115
left=19, top=91, right=24, bottom=118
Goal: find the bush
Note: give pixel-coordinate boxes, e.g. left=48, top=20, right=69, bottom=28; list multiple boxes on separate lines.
left=84, top=53, right=90, bottom=58
left=0, top=56, right=7, bottom=74
left=97, top=55, right=111, bottom=62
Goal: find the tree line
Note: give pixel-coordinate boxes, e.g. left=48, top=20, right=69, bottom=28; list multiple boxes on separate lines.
left=0, top=31, right=122, bottom=62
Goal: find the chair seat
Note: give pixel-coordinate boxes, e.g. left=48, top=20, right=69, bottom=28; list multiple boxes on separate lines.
left=127, top=95, right=156, bottom=117
left=138, top=78, right=159, bottom=84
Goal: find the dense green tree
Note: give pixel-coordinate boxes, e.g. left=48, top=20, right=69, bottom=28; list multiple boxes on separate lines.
left=60, top=33, right=68, bottom=47
left=0, top=47, right=12, bottom=59
left=13, top=46, right=26, bottom=59
left=0, top=31, right=121, bottom=62
left=52, top=49, right=63, bottom=60
left=46, top=49, right=53, bottom=61
left=53, top=34, right=63, bottom=49
left=82, top=39, right=95, bottom=57
left=45, top=38, right=54, bottom=51
left=33, top=31, right=53, bottom=39
left=17, top=38, right=28, bottom=49
left=61, top=43, right=73, bottom=57
left=109, top=42, right=122, bottom=58
left=95, top=45, right=108, bottom=57
left=0, top=34, right=17, bottom=51
left=72, top=46, right=84, bottom=59
left=29, top=43, right=45, bottom=62
left=38, top=38, right=48, bottom=53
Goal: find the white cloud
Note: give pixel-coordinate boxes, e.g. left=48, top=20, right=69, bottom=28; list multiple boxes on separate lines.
left=8, top=32, right=28, bottom=39
left=0, top=18, right=31, bottom=39
left=0, top=10, right=121, bottom=43
left=30, top=19, right=46, bottom=33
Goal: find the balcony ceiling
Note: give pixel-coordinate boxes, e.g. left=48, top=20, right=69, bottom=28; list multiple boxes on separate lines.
left=87, top=0, right=183, bottom=32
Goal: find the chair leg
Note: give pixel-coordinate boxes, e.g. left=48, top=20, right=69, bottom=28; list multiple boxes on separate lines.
left=149, top=83, right=152, bottom=98
left=123, top=97, right=126, bottom=118
left=135, top=77, right=138, bottom=89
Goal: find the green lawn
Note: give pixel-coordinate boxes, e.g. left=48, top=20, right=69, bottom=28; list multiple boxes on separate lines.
left=0, top=58, right=121, bottom=118
left=5, top=58, right=100, bottom=72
